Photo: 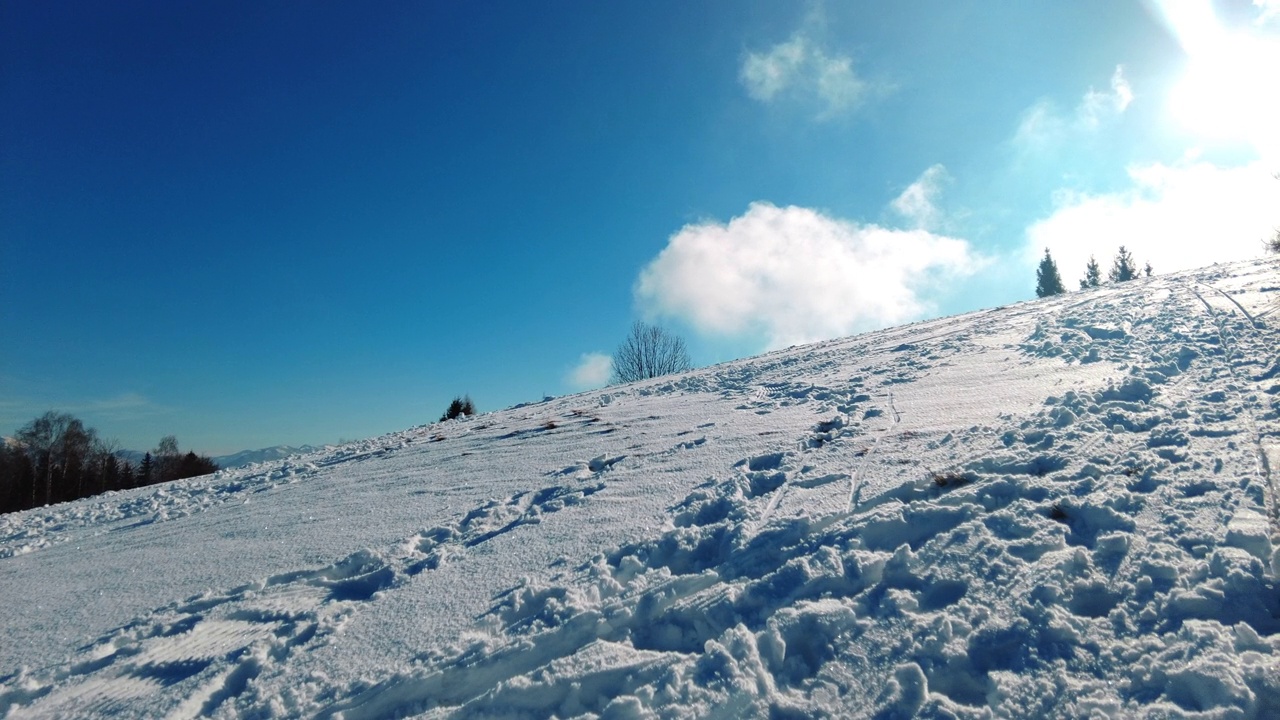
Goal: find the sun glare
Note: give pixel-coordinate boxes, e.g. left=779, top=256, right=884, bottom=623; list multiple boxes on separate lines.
left=1156, top=0, right=1280, bottom=159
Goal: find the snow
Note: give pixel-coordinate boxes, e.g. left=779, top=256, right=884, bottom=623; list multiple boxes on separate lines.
left=2, top=257, right=1279, bottom=718
left=211, top=446, right=322, bottom=470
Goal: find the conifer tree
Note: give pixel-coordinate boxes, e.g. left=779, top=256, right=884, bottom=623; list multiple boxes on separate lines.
left=1144, top=262, right=1153, bottom=277
left=1079, top=256, right=1102, bottom=289
left=1035, top=248, right=1066, bottom=297
left=118, top=461, right=135, bottom=491
left=440, top=396, right=476, bottom=422
left=1109, top=246, right=1138, bottom=282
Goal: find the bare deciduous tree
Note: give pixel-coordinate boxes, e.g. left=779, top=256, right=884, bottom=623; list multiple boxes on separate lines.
left=610, top=321, right=692, bottom=384
left=155, top=434, right=180, bottom=481
left=16, top=411, right=95, bottom=507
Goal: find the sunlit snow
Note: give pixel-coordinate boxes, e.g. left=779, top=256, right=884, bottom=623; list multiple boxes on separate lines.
left=2, top=258, right=1278, bottom=718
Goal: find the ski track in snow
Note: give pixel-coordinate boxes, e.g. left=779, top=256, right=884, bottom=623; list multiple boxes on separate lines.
left=2, top=259, right=1279, bottom=718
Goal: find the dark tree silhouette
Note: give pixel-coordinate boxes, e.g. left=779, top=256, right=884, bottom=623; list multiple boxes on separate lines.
left=155, top=435, right=180, bottom=482
left=16, top=411, right=95, bottom=507
left=174, top=451, right=218, bottom=480
left=139, top=452, right=154, bottom=486
left=1079, top=256, right=1102, bottom=289
left=610, top=321, right=692, bottom=384
left=1267, top=229, right=1280, bottom=254
left=118, top=461, right=136, bottom=490
left=1109, top=246, right=1138, bottom=282
left=0, top=442, right=35, bottom=514
left=1144, top=262, right=1154, bottom=277
left=2, top=417, right=219, bottom=514
left=440, top=396, right=476, bottom=422
left=1035, top=248, right=1066, bottom=297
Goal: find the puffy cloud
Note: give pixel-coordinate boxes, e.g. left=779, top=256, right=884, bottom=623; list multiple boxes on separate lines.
left=1025, top=160, right=1279, bottom=281
left=566, top=353, right=612, bottom=390
left=635, top=202, right=981, bottom=350
left=740, top=32, right=869, bottom=118
left=1015, top=65, right=1132, bottom=151
left=891, top=164, right=949, bottom=231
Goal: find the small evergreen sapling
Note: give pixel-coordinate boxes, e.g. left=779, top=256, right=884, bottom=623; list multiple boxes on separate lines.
left=1080, top=256, right=1102, bottom=289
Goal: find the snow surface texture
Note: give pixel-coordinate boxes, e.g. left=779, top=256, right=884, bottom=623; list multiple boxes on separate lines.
left=2, top=258, right=1279, bottom=718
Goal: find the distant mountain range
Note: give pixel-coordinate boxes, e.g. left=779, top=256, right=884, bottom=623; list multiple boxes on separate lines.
left=209, top=445, right=319, bottom=469
left=107, top=445, right=320, bottom=470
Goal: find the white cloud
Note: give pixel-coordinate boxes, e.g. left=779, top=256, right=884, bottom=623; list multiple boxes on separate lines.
left=1078, top=66, right=1133, bottom=129
left=813, top=53, right=867, bottom=118
left=566, top=353, right=612, bottom=390
left=1015, top=65, right=1132, bottom=150
left=1025, top=159, right=1279, bottom=281
left=1257, top=0, right=1280, bottom=25
left=635, top=202, right=981, bottom=350
left=740, top=30, right=869, bottom=118
left=1156, top=0, right=1280, bottom=163
left=891, top=164, right=949, bottom=230
left=740, top=37, right=808, bottom=102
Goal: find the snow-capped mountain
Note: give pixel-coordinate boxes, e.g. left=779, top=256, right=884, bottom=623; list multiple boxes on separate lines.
left=211, top=445, right=320, bottom=470
left=108, top=445, right=317, bottom=470
left=1, top=258, right=1277, bottom=718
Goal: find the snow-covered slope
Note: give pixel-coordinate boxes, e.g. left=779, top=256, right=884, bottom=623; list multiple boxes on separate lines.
left=1, top=259, right=1278, bottom=718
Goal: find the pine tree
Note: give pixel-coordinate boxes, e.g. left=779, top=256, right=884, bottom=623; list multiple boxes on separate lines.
left=118, top=461, right=135, bottom=491
left=1108, top=246, right=1138, bottom=282
left=440, top=396, right=476, bottom=422
left=1144, top=262, right=1153, bottom=277
left=1035, top=248, right=1066, bottom=297
left=139, top=452, right=153, bottom=486
left=1079, top=256, right=1102, bottom=289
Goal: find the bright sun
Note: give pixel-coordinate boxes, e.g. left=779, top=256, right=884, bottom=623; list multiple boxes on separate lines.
left=1156, top=0, right=1280, bottom=158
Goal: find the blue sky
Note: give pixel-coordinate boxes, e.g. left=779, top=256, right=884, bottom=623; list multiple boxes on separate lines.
left=4, top=1, right=1278, bottom=455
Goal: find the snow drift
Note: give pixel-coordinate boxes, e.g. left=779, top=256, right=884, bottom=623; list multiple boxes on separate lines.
left=1, top=258, right=1278, bottom=718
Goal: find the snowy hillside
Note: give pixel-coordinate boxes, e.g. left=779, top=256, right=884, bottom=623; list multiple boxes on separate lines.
left=1, top=258, right=1278, bottom=718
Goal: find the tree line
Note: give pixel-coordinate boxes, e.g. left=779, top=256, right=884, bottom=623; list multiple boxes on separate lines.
left=1035, top=245, right=1152, bottom=298
left=0, top=411, right=218, bottom=515
left=1038, top=230, right=1280, bottom=299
